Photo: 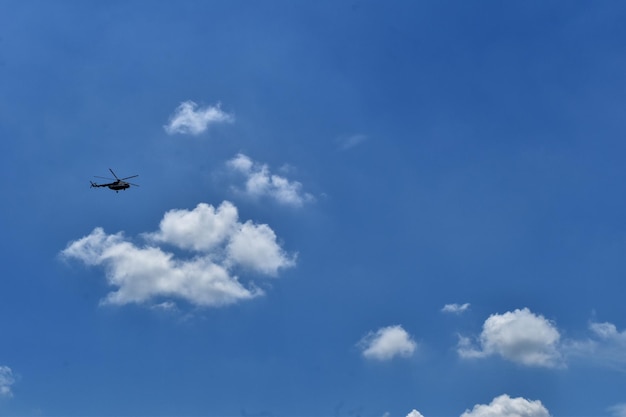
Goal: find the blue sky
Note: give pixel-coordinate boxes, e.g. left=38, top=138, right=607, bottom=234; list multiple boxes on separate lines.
left=1, top=1, right=626, bottom=416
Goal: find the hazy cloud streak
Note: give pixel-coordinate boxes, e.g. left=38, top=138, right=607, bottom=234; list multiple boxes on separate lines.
left=337, top=133, right=367, bottom=150
left=0, top=366, right=15, bottom=398
left=442, top=303, right=471, bottom=314
left=608, top=403, right=626, bottom=417
left=164, top=100, right=234, bottom=135
left=564, top=321, right=626, bottom=371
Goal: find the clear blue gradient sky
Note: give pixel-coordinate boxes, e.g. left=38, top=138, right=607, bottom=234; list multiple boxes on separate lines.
left=1, top=1, right=625, bottom=416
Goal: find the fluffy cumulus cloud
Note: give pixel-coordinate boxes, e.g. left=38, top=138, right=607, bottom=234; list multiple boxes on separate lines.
left=147, top=202, right=239, bottom=252
left=227, top=153, right=314, bottom=207
left=442, top=303, right=471, bottom=314
left=61, top=201, right=295, bottom=308
left=457, top=308, right=562, bottom=368
left=0, top=366, right=15, bottom=397
left=358, top=325, right=417, bottom=360
left=460, top=394, right=550, bottom=417
left=406, top=410, right=425, bottom=417
left=164, top=100, right=234, bottom=135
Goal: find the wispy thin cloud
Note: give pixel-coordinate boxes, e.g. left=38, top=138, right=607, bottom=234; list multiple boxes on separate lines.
left=164, top=100, right=234, bottom=135
left=442, top=303, right=470, bottom=314
left=61, top=201, right=295, bottom=308
left=358, top=325, right=417, bottom=361
left=564, top=320, right=626, bottom=371
left=227, top=153, right=314, bottom=207
left=0, top=366, right=15, bottom=398
left=337, top=134, right=367, bottom=150
left=609, top=403, right=626, bottom=417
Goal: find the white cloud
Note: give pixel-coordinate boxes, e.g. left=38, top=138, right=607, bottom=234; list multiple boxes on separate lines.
left=406, top=410, right=425, bottom=417
left=460, top=394, right=550, bottom=417
left=609, top=403, right=626, bottom=417
left=151, top=301, right=178, bottom=312
left=565, top=321, right=626, bottom=371
left=590, top=321, right=626, bottom=339
left=457, top=308, right=562, bottom=368
left=146, top=201, right=239, bottom=252
left=61, top=201, right=295, bottom=308
left=442, top=303, right=471, bottom=314
left=164, top=100, right=234, bottom=135
left=226, top=221, right=296, bottom=275
left=0, top=366, right=15, bottom=398
left=358, top=325, right=417, bottom=361
left=227, top=153, right=314, bottom=207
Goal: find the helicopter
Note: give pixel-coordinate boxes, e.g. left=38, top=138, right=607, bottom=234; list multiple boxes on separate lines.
left=90, top=168, right=139, bottom=192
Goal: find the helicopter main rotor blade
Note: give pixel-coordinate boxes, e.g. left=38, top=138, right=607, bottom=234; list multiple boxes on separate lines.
left=128, top=182, right=140, bottom=187
left=109, top=168, right=120, bottom=180
left=121, top=175, right=139, bottom=180
left=94, top=176, right=115, bottom=180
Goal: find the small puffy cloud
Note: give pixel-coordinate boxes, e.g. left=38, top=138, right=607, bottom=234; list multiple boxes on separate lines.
left=442, top=303, right=471, bottom=314
left=406, top=410, right=425, bottom=417
left=609, top=403, right=626, bottom=417
left=0, top=366, right=15, bottom=398
left=61, top=201, right=295, bottom=308
left=460, top=394, right=550, bottom=417
left=227, top=153, right=314, bottom=207
left=457, top=308, right=562, bottom=368
left=164, top=100, right=233, bottom=135
left=358, top=325, right=417, bottom=361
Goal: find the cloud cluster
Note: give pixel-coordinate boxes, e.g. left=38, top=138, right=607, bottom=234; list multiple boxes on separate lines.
left=442, top=303, right=471, bottom=314
left=164, top=101, right=234, bottom=135
left=61, top=201, right=295, bottom=308
left=0, top=366, right=14, bottom=398
left=460, top=394, right=550, bottom=417
left=457, top=308, right=562, bottom=368
left=455, top=307, right=626, bottom=373
left=227, top=153, right=314, bottom=207
left=358, top=325, right=417, bottom=361
left=405, top=394, right=550, bottom=417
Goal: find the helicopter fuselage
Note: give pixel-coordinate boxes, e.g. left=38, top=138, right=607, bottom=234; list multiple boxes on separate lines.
left=108, top=181, right=130, bottom=191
